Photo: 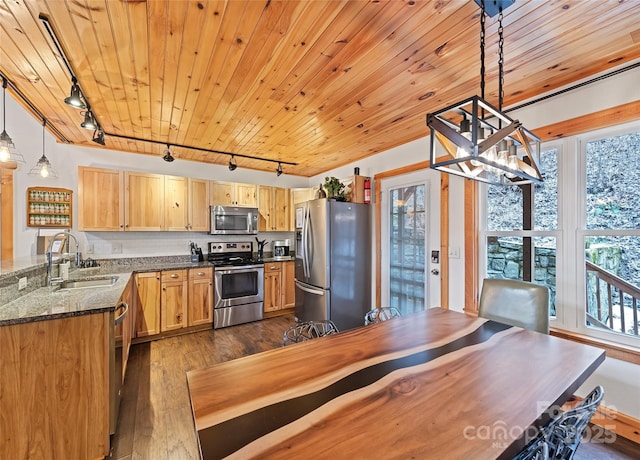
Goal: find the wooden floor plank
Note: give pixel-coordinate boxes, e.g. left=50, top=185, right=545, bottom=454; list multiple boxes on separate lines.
left=111, top=314, right=639, bottom=459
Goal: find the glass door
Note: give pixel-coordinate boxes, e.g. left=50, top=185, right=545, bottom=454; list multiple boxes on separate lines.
left=381, top=170, right=440, bottom=315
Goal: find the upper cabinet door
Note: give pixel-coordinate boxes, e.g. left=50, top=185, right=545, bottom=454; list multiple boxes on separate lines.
left=210, top=181, right=236, bottom=206
left=211, top=181, right=257, bottom=207
left=125, top=172, right=165, bottom=231
left=235, top=183, right=257, bottom=207
left=164, top=175, right=188, bottom=231
left=188, top=178, right=210, bottom=231
left=78, top=166, right=124, bottom=231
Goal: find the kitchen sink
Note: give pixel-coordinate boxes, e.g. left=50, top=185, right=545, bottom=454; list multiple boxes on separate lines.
left=57, top=276, right=119, bottom=290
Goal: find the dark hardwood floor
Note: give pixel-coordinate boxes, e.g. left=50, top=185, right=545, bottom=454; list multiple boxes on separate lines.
left=111, top=313, right=640, bottom=459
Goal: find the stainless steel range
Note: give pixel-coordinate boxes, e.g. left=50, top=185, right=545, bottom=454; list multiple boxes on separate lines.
left=208, top=241, right=264, bottom=329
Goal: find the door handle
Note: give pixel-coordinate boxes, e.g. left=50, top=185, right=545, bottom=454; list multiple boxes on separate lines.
left=431, top=269, right=440, bottom=275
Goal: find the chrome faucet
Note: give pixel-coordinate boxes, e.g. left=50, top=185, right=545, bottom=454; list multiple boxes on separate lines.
left=46, top=231, right=82, bottom=286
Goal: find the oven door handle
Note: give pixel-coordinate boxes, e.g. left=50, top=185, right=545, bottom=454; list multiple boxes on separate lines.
left=295, top=280, right=324, bottom=296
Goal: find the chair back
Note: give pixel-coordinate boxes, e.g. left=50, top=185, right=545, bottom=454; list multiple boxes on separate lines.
left=283, top=320, right=339, bottom=346
left=544, top=386, right=604, bottom=459
left=478, top=278, right=550, bottom=334
left=364, top=307, right=401, bottom=325
left=513, top=386, right=603, bottom=460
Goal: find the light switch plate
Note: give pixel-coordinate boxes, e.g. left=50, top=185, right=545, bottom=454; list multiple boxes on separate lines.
left=448, top=247, right=460, bottom=259
left=18, top=277, right=27, bottom=290
left=112, top=243, right=122, bottom=254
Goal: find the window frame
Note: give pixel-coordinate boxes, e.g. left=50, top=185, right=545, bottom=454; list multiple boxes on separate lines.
left=479, top=120, right=640, bottom=349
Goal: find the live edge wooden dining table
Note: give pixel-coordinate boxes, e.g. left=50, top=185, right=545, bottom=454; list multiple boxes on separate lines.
left=186, top=308, right=605, bottom=459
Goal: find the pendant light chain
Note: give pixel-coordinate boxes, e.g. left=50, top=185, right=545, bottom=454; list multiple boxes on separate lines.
left=480, top=0, right=486, bottom=101
left=2, top=78, right=6, bottom=132
left=498, top=9, right=505, bottom=111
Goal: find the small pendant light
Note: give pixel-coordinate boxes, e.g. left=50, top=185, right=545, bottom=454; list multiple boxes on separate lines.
left=0, top=77, right=26, bottom=165
left=29, top=120, right=58, bottom=178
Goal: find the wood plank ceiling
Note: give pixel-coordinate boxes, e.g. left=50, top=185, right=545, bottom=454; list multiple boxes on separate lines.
left=1, top=0, right=639, bottom=177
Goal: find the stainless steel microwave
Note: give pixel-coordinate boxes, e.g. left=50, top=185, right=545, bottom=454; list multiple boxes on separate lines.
left=210, top=205, right=259, bottom=235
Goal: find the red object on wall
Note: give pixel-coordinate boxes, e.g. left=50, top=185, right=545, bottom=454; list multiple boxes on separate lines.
left=364, top=178, right=371, bottom=204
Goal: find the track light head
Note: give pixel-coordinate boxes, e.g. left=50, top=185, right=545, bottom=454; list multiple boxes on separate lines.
left=276, top=162, right=283, bottom=176
left=80, top=110, right=97, bottom=130
left=163, top=144, right=175, bottom=162
left=92, top=129, right=105, bottom=146
left=228, top=155, right=237, bottom=171
left=64, top=77, right=86, bottom=109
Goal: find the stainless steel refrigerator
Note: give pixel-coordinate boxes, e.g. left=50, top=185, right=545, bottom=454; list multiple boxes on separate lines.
left=295, top=198, right=371, bottom=331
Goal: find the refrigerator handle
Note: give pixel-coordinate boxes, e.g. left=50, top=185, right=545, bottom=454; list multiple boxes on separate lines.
left=302, top=204, right=310, bottom=279
left=295, top=280, right=325, bottom=296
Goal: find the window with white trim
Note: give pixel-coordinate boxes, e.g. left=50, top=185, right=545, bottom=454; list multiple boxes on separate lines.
left=481, top=121, right=640, bottom=346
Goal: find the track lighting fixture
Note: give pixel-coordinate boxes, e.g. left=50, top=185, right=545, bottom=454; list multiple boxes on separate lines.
left=0, top=77, right=25, bottom=165
left=28, top=120, right=58, bottom=178
left=80, top=110, right=97, bottom=130
left=228, top=155, right=237, bottom=171
left=276, top=162, right=283, bottom=176
left=163, top=144, right=175, bottom=162
left=92, top=128, right=105, bottom=146
left=64, top=76, right=86, bottom=109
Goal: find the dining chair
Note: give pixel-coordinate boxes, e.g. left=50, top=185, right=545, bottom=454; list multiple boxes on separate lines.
left=283, top=320, right=339, bottom=346
left=478, top=278, right=550, bottom=334
left=512, top=439, right=549, bottom=460
left=513, top=386, right=604, bottom=460
left=364, top=307, right=402, bottom=325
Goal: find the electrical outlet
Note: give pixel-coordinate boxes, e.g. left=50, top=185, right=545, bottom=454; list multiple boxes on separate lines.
left=18, top=277, right=27, bottom=291
left=448, top=247, right=460, bottom=259
left=86, top=244, right=94, bottom=254
left=112, top=243, right=123, bottom=254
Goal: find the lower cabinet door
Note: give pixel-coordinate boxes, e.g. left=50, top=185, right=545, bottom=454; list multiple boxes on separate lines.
left=188, top=268, right=213, bottom=326
left=133, top=272, right=161, bottom=337
left=161, top=280, right=187, bottom=331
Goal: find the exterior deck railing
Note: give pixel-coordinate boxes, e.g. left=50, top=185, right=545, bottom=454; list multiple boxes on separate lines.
left=585, top=261, right=640, bottom=337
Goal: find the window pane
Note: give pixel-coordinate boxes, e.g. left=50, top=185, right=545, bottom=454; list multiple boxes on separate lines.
left=585, top=236, right=640, bottom=337
left=486, top=148, right=558, bottom=231
left=487, top=185, right=523, bottom=231
left=486, top=236, right=557, bottom=316
left=586, top=131, right=640, bottom=230
left=389, top=185, right=426, bottom=315
left=534, top=149, right=558, bottom=230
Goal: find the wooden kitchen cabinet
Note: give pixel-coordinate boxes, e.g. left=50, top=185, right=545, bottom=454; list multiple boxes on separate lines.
left=125, top=171, right=165, bottom=231
left=211, top=180, right=257, bottom=207
left=164, top=175, right=188, bottom=231
left=133, top=271, right=161, bottom=337
left=282, top=260, right=295, bottom=309
left=258, top=186, right=290, bottom=231
left=0, top=313, right=111, bottom=459
left=188, top=178, right=210, bottom=231
left=263, top=262, right=282, bottom=312
left=188, top=267, right=213, bottom=326
left=264, top=261, right=295, bottom=313
left=161, top=269, right=188, bottom=331
left=78, top=166, right=124, bottom=231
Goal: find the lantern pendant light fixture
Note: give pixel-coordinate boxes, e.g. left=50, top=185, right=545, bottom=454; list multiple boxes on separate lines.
left=0, top=77, right=26, bottom=165
left=426, top=0, right=542, bottom=185
left=29, top=120, right=58, bottom=178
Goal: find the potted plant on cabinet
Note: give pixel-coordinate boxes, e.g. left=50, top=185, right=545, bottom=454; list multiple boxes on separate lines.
left=323, top=176, right=346, bottom=201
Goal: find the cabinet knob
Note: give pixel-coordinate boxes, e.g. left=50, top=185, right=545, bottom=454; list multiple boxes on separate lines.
left=176, top=313, right=182, bottom=323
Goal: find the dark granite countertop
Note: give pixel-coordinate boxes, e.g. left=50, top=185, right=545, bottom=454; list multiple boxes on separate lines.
left=0, top=272, right=132, bottom=326
left=0, top=257, right=215, bottom=327
left=0, top=254, right=293, bottom=327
